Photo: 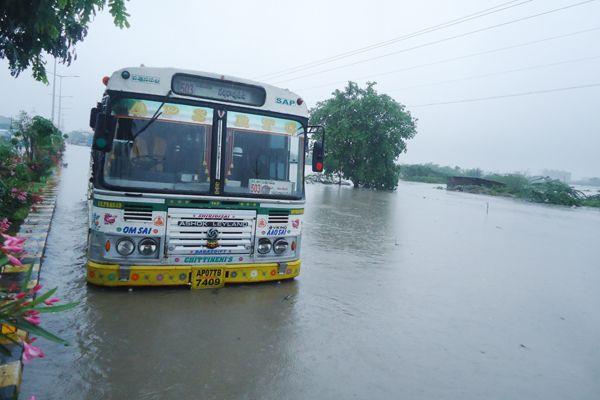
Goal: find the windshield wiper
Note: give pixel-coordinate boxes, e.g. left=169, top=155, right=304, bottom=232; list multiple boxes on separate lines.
left=132, top=89, right=172, bottom=140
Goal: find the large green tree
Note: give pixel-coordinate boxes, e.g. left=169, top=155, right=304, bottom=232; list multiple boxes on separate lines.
left=12, top=111, right=64, bottom=166
left=310, top=81, right=417, bottom=190
left=0, top=0, right=130, bottom=82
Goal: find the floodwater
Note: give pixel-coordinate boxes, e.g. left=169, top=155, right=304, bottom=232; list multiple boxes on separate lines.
left=21, top=145, right=600, bottom=400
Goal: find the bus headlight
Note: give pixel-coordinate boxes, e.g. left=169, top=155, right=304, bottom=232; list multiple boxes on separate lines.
left=257, top=238, right=272, bottom=254
left=138, top=238, right=158, bottom=256
left=116, top=237, right=135, bottom=256
left=273, top=238, right=288, bottom=255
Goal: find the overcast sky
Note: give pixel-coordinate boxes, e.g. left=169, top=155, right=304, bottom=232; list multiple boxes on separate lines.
left=1, top=0, right=599, bottom=178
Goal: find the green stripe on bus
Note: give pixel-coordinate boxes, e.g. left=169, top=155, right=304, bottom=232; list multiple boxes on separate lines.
left=93, top=198, right=302, bottom=214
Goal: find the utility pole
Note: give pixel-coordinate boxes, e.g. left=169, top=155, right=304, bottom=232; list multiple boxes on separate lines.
left=55, top=73, right=79, bottom=131
left=51, top=59, right=57, bottom=123
left=57, top=90, right=73, bottom=131
left=58, top=107, right=72, bottom=132
left=58, top=78, right=63, bottom=130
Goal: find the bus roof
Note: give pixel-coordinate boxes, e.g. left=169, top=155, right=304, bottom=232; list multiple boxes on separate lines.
left=106, top=67, right=308, bottom=118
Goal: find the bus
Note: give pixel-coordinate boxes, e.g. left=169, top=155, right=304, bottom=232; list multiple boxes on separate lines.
left=86, top=67, right=324, bottom=289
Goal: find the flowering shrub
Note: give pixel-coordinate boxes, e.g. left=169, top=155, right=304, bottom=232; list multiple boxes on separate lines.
left=0, top=232, right=76, bottom=360
left=0, top=218, right=11, bottom=234
left=10, top=188, right=28, bottom=203
left=0, top=113, right=72, bottom=365
left=0, top=112, right=64, bottom=233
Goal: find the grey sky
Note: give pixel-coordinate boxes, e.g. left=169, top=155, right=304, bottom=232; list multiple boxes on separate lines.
left=1, top=0, right=599, bottom=178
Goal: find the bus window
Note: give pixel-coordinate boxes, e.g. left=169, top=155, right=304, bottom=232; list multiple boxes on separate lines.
left=224, top=112, right=304, bottom=198
left=103, top=99, right=213, bottom=193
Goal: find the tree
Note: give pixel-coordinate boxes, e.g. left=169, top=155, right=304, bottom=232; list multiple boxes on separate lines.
left=12, top=111, right=63, bottom=167
left=310, top=82, right=417, bottom=190
left=0, top=0, right=130, bottom=82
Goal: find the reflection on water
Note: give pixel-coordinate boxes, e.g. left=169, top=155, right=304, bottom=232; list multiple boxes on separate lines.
left=21, top=145, right=600, bottom=400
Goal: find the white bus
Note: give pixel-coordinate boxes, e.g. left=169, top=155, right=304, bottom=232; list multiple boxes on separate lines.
left=86, top=67, right=324, bottom=289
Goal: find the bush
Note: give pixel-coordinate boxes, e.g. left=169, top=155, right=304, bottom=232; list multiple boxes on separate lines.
left=0, top=112, right=64, bottom=232
left=484, top=173, right=529, bottom=192
left=520, top=178, right=584, bottom=206
left=399, top=163, right=485, bottom=184
left=582, top=195, right=600, bottom=208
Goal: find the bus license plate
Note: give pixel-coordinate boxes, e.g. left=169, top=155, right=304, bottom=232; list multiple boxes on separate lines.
left=191, top=267, right=225, bottom=289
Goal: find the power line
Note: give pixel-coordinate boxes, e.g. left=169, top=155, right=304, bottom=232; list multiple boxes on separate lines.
left=408, top=82, right=600, bottom=107
left=388, top=54, right=600, bottom=92
left=255, top=0, right=533, bottom=80
left=299, top=26, right=600, bottom=91
left=274, top=0, right=598, bottom=85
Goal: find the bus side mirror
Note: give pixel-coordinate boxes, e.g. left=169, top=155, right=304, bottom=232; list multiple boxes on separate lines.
left=312, top=141, right=324, bottom=172
left=89, top=107, right=98, bottom=129
left=92, top=112, right=114, bottom=152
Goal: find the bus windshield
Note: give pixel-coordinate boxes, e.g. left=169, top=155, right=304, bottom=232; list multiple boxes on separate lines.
left=102, top=98, right=305, bottom=198
left=224, top=111, right=305, bottom=198
left=103, top=98, right=213, bottom=193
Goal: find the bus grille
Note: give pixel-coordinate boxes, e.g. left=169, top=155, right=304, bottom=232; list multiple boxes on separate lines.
left=268, top=210, right=289, bottom=224
left=123, top=205, right=153, bottom=222
left=166, top=208, right=256, bottom=255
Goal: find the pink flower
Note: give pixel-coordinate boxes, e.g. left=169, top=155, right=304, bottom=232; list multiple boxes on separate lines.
left=24, top=310, right=40, bottom=317
left=2, top=243, right=24, bottom=253
left=0, top=218, right=10, bottom=233
left=2, top=233, right=26, bottom=246
left=10, top=188, right=28, bottom=202
left=6, top=254, right=22, bottom=266
left=29, top=396, right=36, bottom=400
left=32, top=284, right=42, bottom=293
left=44, top=297, right=60, bottom=306
left=15, top=292, right=27, bottom=299
left=24, top=315, right=41, bottom=325
left=22, top=339, right=44, bottom=363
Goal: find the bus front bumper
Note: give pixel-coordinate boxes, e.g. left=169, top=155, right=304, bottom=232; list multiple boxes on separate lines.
left=86, top=260, right=300, bottom=287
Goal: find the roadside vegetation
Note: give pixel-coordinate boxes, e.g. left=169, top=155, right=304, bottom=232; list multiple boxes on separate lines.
left=399, top=163, right=483, bottom=184
left=0, top=1, right=125, bottom=393
left=399, top=163, right=600, bottom=208
left=0, top=112, right=75, bottom=372
left=0, top=112, right=65, bottom=232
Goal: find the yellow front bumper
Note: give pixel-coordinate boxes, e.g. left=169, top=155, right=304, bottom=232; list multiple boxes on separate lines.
left=86, top=260, right=300, bottom=287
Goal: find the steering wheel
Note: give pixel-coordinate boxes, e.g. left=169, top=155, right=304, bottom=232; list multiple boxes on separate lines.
left=130, top=155, right=164, bottom=170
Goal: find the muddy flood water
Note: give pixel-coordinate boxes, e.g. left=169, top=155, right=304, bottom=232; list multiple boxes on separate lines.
left=20, top=145, right=600, bottom=400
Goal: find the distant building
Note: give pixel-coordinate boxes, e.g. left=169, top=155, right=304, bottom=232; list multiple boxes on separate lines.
left=541, top=169, right=571, bottom=183
left=573, top=177, right=600, bottom=187
left=65, top=130, right=93, bottom=146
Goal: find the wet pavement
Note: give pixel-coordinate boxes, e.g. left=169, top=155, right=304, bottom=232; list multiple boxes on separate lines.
left=21, top=145, right=600, bottom=400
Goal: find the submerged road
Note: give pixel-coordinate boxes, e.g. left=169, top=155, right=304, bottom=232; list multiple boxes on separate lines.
left=21, top=145, right=600, bottom=399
